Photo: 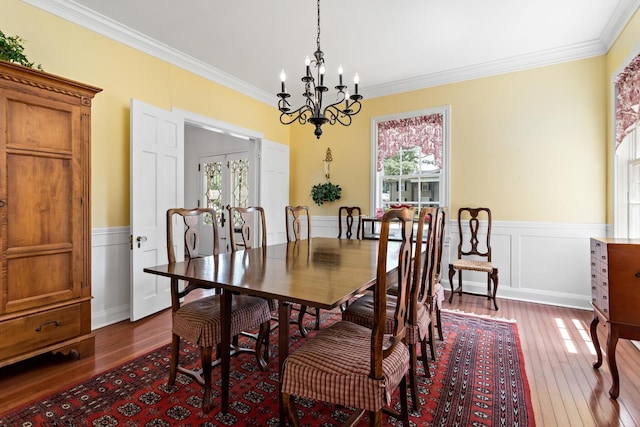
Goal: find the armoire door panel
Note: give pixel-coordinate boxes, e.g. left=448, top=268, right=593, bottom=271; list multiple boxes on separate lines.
left=6, top=97, right=74, bottom=153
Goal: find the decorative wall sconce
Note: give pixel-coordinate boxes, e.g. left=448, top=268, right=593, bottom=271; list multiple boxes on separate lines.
left=324, top=147, right=332, bottom=180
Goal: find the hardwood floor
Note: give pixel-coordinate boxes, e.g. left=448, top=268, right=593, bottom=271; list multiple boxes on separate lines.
left=1, top=293, right=640, bottom=426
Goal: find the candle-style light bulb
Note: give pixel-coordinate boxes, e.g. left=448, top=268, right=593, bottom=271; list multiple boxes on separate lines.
left=345, top=90, right=350, bottom=108
left=320, top=64, right=325, bottom=85
left=353, top=73, right=359, bottom=95
left=338, top=65, right=343, bottom=85
left=305, top=55, right=311, bottom=77
left=280, top=70, right=286, bottom=93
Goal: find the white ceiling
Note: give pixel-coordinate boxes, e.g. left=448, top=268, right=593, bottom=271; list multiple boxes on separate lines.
left=27, top=0, right=640, bottom=105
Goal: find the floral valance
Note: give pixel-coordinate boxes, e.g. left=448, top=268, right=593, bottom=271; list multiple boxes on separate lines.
left=615, top=54, right=640, bottom=149
left=377, top=113, right=443, bottom=171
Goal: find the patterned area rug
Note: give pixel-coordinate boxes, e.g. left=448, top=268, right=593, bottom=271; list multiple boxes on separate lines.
left=0, top=310, right=535, bottom=426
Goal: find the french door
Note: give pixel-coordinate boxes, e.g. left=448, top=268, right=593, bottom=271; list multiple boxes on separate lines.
left=200, top=151, right=253, bottom=252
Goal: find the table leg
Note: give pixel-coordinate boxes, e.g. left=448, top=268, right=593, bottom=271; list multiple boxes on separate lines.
left=220, top=289, right=232, bottom=413
left=590, top=313, right=602, bottom=369
left=278, top=300, right=292, bottom=426
left=606, top=324, right=620, bottom=399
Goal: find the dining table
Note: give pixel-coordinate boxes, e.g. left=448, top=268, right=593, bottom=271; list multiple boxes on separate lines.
left=143, top=237, right=402, bottom=424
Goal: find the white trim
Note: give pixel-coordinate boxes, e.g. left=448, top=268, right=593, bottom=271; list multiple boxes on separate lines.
left=91, top=226, right=131, bottom=329
left=22, top=0, right=274, bottom=106
left=312, top=217, right=605, bottom=310
left=172, top=108, right=264, bottom=141
left=90, top=219, right=605, bottom=328
left=22, top=0, right=640, bottom=104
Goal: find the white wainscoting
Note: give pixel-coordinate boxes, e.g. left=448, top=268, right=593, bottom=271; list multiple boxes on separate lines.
left=91, top=227, right=131, bottom=329
left=312, top=216, right=606, bottom=310
left=90, top=219, right=606, bottom=330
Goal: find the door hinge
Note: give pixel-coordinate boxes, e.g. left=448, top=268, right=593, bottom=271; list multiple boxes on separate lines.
left=129, top=234, right=133, bottom=250
left=198, top=163, right=201, bottom=172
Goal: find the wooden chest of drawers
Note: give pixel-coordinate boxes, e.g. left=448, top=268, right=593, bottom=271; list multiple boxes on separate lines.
left=589, top=237, right=640, bottom=398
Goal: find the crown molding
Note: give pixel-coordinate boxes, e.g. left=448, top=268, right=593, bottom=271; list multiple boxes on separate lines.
left=600, top=0, right=640, bottom=51
left=364, top=41, right=606, bottom=99
left=22, top=0, right=640, bottom=104
left=21, top=0, right=275, bottom=106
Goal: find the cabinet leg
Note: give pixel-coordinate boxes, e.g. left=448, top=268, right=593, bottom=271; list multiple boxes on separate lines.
left=590, top=314, right=602, bottom=369
left=606, top=326, right=620, bottom=399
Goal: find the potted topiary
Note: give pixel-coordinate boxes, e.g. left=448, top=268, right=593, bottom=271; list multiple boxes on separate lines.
left=310, top=182, right=342, bottom=206
left=0, top=29, right=42, bottom=70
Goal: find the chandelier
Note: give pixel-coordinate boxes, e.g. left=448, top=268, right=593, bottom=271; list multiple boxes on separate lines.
left=277, top=0, right=363, bottom=139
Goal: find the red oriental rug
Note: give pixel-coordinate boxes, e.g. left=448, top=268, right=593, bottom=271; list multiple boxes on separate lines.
left=0, top=310, right=535, bottom=426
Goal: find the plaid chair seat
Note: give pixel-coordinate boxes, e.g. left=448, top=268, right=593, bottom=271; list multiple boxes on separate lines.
left=342, top=293, right=429, bottom=342
left=173, top=294, right=271, bottom=347
left=281, top=320, right=409, bottom=411
left=451, top=258, right=495, bottom=273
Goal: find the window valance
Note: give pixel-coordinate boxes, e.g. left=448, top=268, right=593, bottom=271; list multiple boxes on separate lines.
left=615, top=54, right=640, bottom=149
left=376, top=113, right=443, bottom=172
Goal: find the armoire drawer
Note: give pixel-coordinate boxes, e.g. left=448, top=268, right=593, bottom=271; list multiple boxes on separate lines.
left=0, top=304, right=82, bottom=360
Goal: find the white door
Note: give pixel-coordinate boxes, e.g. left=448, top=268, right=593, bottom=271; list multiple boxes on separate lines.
left=260, top=139, right=290, bottom=245
left=130, top=99, right=184, bottom=321
left=200, top=151, right=253, bottom=252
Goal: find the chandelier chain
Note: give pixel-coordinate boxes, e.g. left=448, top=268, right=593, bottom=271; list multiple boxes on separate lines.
left=316, top=0, right=321, bottom=52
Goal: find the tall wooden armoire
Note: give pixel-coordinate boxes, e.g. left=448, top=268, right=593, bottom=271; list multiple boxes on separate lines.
left=0, top=60, right=101, bottom=367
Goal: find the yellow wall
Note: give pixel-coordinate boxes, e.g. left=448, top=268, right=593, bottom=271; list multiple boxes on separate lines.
left=291, top=58, right=607, bottom=222
left=2, top=0, right=289, bottom=228
left=5, top=0, right=631, bottom=226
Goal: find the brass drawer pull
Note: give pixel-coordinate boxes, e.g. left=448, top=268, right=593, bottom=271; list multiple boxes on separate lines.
left=635, top=272, right=640, bottom=278
left=35, top=320, right=61, bottom=332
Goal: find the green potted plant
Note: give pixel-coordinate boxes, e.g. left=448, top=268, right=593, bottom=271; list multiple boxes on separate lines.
left=310, top=182, right=342, bottom=206
left=0, top=29, right=42, bottom=70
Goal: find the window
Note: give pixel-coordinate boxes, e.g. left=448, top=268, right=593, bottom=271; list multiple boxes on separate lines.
left=614, top=51, right=640, bottom=238
left=371, top=106, right=450, bottom=215
left=615, top=128, right=640, bottom=238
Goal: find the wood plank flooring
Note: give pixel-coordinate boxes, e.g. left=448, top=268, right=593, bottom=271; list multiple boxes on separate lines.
left=1, top=293, right=639, bottom=426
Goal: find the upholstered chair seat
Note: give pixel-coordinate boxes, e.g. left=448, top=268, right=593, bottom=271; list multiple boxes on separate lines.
left=173, top=294, right=271, bottom=351
left=282, top=321, right=409, bottom=412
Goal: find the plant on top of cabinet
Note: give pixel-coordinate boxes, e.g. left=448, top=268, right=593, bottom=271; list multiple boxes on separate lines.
left=0, top=29, right=42, bottom=70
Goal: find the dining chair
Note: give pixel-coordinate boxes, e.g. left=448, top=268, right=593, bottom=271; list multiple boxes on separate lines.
left=227, top=205, right=279, bottom=326
left=432, top=206, right=447, bottom=340
left=448, top=207, right=499, bottom=310
left=284, top=205, right=319, bottom=336
left=338, top=206, right=362, bottom=239
left=342, top=207, right=438, bottom=411
left=281, top=208, right=414, bottom=427
left=166, top=207, right=271, bottom=413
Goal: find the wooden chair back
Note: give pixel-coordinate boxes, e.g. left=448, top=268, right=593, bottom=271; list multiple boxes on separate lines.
left=167, top=207, right=220, bottom=263
left=285, top=205, right=311, bottom=241
left=166, top=207, right=220, bottom=310
left=372, top=207, right=414, bottom=377
left=456, top=207, right=492, bottom=261
left=337, top=206, right=362, bottom=239
left=434, top=207, right=447, bottom=282
left=227, top=206, right=267, bottom=251
left=411, top=208, right=438, bottom=309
